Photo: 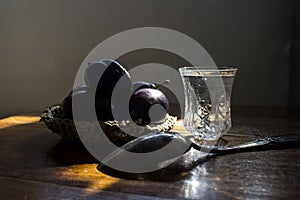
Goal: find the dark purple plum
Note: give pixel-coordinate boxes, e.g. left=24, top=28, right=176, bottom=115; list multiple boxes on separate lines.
left=132, top=80, right=170, bottom=93
left=84, top=59, right=132, bottom=98
left=85, top=59, right=131, bottom=95
left=101, top=59, right=119, bottom=67
left=61, top=90, right=95, bottom=121
left=84, top=61, right=107, bottom=88
left=91, top=59, right=131, bottom=98
left=129, top=88, right=169, bottom=125
left=84, top=59, right=132, bottom=121
left=95, top=96, right=114, bottom=121
left=68, top=84, right=88, bottom=95
left=61, top=91, right=114, bottom=121
left=132, top=81, right=156, bottom=92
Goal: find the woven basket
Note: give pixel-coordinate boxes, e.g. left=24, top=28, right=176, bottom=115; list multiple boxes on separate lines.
left=40, top=105, right=177, bottom=146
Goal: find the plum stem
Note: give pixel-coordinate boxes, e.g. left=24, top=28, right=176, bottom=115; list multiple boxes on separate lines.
left=155, top=80, right=170, bottom=89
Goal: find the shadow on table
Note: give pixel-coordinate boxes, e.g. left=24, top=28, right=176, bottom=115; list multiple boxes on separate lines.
left=3, top=120, right=299, bottom=182
left=0, top=120, right=200, bottom=182
left=47, top=138, right=209, bottom=182
left=47, top=140, right=98, bottom=165
left=45, top=124, right=300, bottom=181
left=2, top=114, right=300, bottom=199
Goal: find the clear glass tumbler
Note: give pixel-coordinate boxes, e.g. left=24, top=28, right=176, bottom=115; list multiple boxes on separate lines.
left=179, top=66, right=238, bottom=141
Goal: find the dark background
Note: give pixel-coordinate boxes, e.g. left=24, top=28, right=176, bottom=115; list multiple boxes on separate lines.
left=0, top=0, right=299, bottom=117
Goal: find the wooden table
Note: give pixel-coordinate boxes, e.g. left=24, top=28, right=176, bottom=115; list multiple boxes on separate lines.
left=0, top=107, right=299, bottom=199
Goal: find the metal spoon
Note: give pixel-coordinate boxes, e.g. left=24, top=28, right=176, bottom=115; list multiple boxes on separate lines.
left=97, top=131, right=300, bottom=178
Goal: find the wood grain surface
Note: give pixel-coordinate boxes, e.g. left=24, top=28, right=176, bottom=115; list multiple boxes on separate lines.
left=0, top=108, right=299, bottom=199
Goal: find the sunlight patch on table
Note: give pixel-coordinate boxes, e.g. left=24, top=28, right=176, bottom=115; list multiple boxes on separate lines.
left=0, top=116, right=40, bottom=129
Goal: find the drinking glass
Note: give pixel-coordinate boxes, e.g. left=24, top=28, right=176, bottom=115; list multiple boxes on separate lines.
left=179, top=66, right=238, bottom=141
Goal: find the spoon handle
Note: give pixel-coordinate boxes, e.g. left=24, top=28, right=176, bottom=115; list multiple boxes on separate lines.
left=192, top=134, right=300, bottom=155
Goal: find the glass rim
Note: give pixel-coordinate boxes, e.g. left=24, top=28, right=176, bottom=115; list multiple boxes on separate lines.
left=178, top=65, right=238, bottom=72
